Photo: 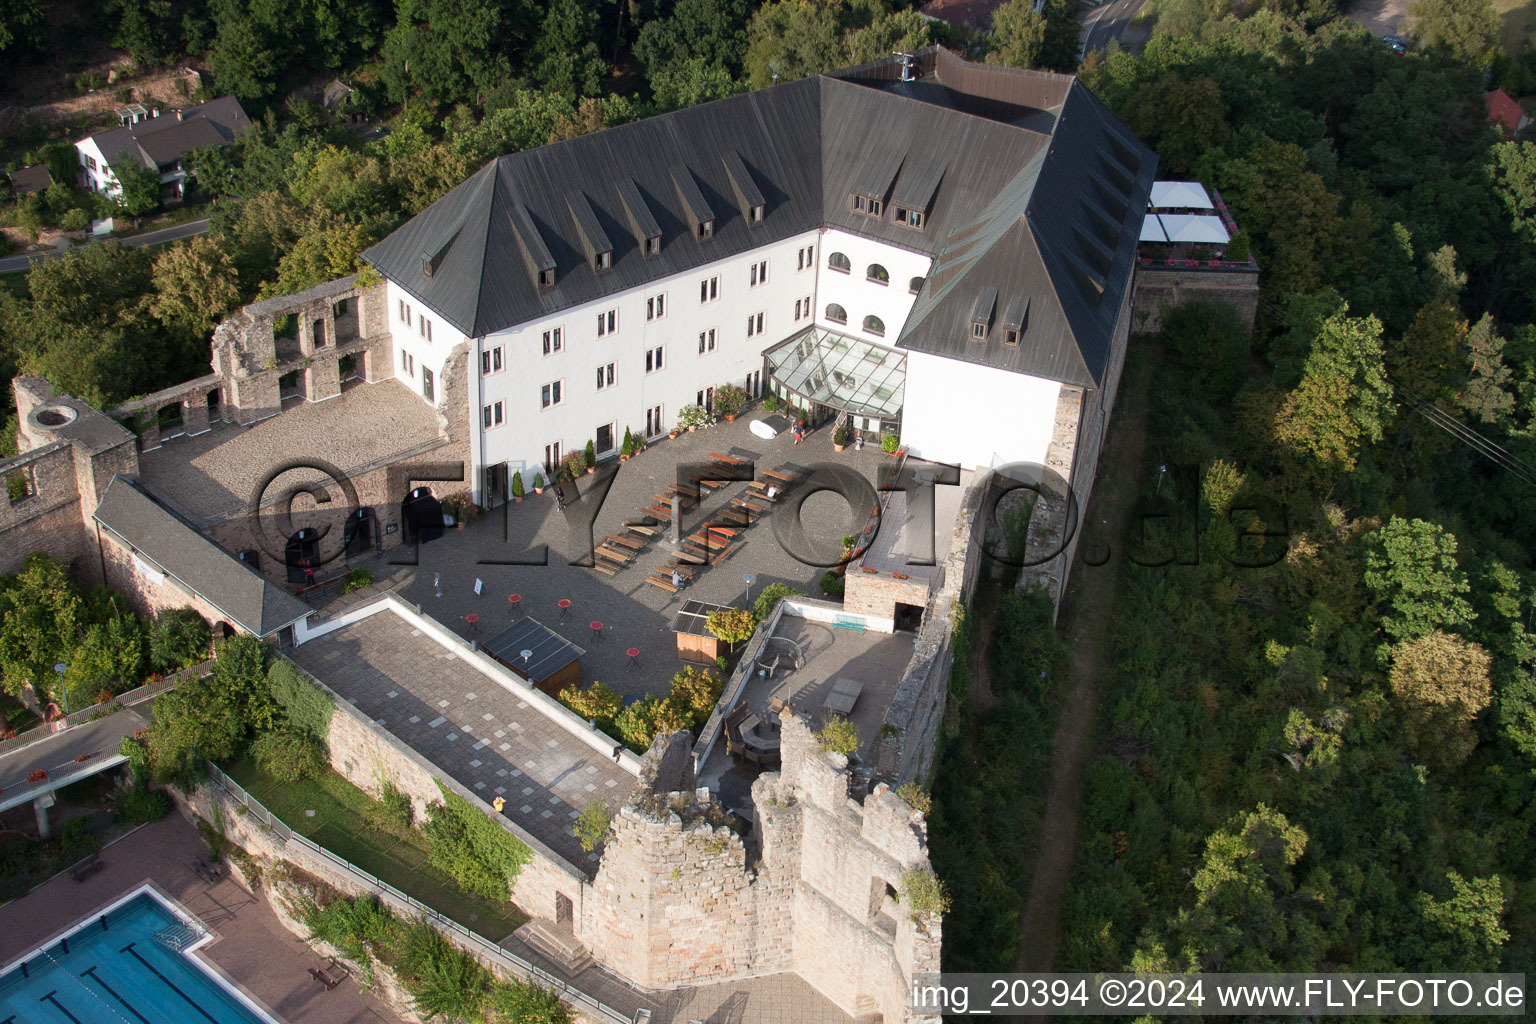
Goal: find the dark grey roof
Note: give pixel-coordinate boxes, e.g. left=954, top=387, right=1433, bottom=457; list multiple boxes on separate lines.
left=363, top=48, right=1155, bottom=388
left=92, top=476, right=309, bottom=638
left=7, top=165, right=52, bottom=194
left=484, top=617, right=583, bottom=683
left=85, top=96, right=251, bottom=173
left=670, top=600, right=734, bottom=639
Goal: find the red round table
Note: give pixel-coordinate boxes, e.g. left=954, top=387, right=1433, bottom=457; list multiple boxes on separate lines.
left=507, top=593, right=521, bottom=606
left=557, top=598, right=572, bottom=621
left=465, top=613, right=479, bottom=638
left=626, top=647, right=640, bottom=666
left=590, top=621, right=603, bottom=643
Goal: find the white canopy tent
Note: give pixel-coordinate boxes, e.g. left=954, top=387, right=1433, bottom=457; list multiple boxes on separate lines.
left=1139, top=213, right=1168, bottom=242
left=1158, top=213, right=1230, bottom=244
left=1150, top=180, right=1214, bottom=210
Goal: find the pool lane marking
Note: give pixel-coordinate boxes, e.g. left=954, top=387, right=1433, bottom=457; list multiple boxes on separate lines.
left=37, top=991, right=83, bottom=1022
left=119, top=943, right=220, bottom=1024
left=81, top=965, right=151, bottom=1024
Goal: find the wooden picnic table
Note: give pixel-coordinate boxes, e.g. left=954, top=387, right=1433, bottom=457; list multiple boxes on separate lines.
left=731, top=496, right=769, bottom=513
left=594, top=544, right=634, bottom=564
left=761, top=468, right=798, bottom=484
left=625, top=523, right=660, bottom=537
left=710, top=451, right=745, bottom=465
left=823, top=677, right=864, bottom=716
left=607, top=533, right=645, bottom=550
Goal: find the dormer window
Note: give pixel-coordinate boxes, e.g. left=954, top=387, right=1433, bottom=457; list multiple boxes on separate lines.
left=750, top=204, right=764, bottom=224
left=594, top=250, right=612, bottom=272
left=538, top=267, right=556, bottom=288
left=1004, top=328, right=1020, bottom=346
left=645, top=234, right=661, bottom=256
left=894, top=206, right=924, bottom=229
left=971, top=321, right=987, bottom=340
left=697, top=218, right=714, bottom=240
left=851, top=193, right=883, bottom=217
left=971, top=286, right=997, bottom=341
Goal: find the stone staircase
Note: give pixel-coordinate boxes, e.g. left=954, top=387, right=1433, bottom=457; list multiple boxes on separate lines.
left=511, top=919, right=594, bottom=975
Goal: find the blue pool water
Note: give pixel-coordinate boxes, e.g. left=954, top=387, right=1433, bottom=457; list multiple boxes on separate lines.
left=0, top=890, right=273, bottom=1023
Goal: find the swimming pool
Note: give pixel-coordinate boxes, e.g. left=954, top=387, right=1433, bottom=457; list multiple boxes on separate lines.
left=0, top=886, right=279, bottom=1023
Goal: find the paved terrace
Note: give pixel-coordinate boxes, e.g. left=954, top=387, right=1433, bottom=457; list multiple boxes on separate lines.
left=0, top=816, right=401, bottom=1023
left=699, top=612, right=915, bottom=806
left=333, top=417, right=898, bottom=701
left=288, top=607, right=636, bottom=869
left=136, top=379, right=443, bottom=526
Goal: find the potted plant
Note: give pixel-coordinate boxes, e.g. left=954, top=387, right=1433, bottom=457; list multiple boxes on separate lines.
left=620, top=427, right=635, bottom=461
left=668, top=423, right=680, bottom=439
left=881, top=433, right=900, bottom=455
left=763, top=393, right=780, bottom=413
left=714, top=382, right=747, bottom=422
left=584, top=439, right=596, bottom=473
left=832, top=423, right=849, bottom=452
left=677, top=404, right=712, bottom=432
left=532, top=469, right=544, bottom=495
left=511, top=470, right=525, bottom=503
left=559, top=450, right=587, bottom=484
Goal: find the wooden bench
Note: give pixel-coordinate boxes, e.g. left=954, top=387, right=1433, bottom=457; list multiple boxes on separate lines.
left=710, top=451, right=745, bottom=466
left=625, top=522, right=660, bottom=536
left=761, top=468, right=799, bottom=485
left=646, top=573, right=682, bottom=592
left=607, top=533, right=645, bottom=551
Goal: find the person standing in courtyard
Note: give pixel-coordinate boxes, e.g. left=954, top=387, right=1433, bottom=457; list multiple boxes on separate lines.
left=555, top=483, right=567, bottom=512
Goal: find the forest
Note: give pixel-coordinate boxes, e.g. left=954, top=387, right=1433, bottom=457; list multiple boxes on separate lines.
left=930, top=0, right=1536, bottom=980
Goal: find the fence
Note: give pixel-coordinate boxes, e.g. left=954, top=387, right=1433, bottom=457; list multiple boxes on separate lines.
left=0, top=661, right=211, bottom=758
left=204, top=763, right=635, bottom=1024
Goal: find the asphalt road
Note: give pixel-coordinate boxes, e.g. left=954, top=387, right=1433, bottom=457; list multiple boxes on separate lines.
left=0, top=217, right=209, bottom=274
left=1080, top=0, right=1154, bottom=58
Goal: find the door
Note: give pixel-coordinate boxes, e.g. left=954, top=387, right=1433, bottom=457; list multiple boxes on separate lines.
left=544, top=442, right=562, bottom=476
left=595, top=423, right=615, bottom=456
left=484, top=463, right=508, bottom=507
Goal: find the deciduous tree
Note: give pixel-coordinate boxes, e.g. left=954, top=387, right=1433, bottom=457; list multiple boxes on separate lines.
left=1363, top=517, right=1475, bottom=645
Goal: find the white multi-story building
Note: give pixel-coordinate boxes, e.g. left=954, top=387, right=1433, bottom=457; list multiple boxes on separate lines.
left=74, top=96, right=250, bottom=200
left=362, top=48, right=1156, bottom=506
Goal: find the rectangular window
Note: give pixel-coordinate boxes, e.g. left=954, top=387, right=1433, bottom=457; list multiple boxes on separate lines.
left=482, top=401, right=504, bottom=428
left=699, top=276, right=719, bottom=303
left=746, top=312, right=764, bottom=338
left=797, top=244, right=814, bottom=270
left=542, top=327, right=563, bottom=355
left=541, top=379, right=564, bottom=408
left=422, top=366, right=434, bottom=402
left=794, top=296, right=812, bottom=321
left=398, top=300, right=411, bottom=325
left=644, top=404, right=664, bottom=437
left=646, top=293, right=667, bottom=321
left=85, top=154, right=97, bottom=170
left=697, top=386, right=714, bottom=413
left=596, top=362, right=616, bottom=390
left=419, top=316, right=432, bottom=341
left=749, top=260, right=767, bottom=286
left=1004, top=328, right=1020, bottom=346
left=401, top=349, right=412, bottom=374
left=646, top=346, right=665, bottom=373
left=596, top=309, right=617, bottom=336
left=971, top=321, right=986, bottom=340
left=481, top=346, right=503, bottom=375
left=852, top=194, right=866, bottom=213
left=698, top=328, right=716, bottom=354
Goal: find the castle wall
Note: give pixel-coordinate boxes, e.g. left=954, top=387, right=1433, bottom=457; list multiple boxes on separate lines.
left=1130, top=264, right=1259, bottom=336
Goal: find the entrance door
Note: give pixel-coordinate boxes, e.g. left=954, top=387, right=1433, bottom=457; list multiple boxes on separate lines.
left=595, top=423, right=614, bottom=456
left=544, top=442, right=562, bottom=476
left=484, top=463, right=508, bottom=507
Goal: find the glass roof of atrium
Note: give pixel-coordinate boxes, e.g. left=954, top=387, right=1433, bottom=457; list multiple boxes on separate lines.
left=764, top=327, right=906, bottom=419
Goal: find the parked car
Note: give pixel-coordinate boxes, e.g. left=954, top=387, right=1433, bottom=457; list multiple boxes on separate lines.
left=1384, top=35, right=1407, bottom=53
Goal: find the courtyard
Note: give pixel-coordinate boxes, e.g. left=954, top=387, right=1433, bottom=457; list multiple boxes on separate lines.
left=331, top=415, right=906, bottom=702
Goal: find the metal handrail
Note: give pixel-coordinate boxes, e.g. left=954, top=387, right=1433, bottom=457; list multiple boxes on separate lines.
left=204, top=764, right=633, bottom=1024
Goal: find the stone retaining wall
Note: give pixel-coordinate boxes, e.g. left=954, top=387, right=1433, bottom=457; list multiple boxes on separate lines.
left=1131, top=263, right=1260, bottom=335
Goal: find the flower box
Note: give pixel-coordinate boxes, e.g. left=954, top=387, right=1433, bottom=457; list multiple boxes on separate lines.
left=861, top=567, right=878, bottom=574
left=74, top=752, right=94, bottom=763
left=890, top=572, right=909, bottom=580
left=27, top=769, right=47, bottom=782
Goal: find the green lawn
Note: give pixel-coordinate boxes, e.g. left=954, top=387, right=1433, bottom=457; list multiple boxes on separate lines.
left=1496, top=0, right=1536, bottom=53
left=222, top=757, right=528, bottom=939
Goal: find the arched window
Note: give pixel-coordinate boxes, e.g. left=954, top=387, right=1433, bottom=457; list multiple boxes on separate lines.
left=909, top=276, right=924, bottom=295
left=866, top=264, right=889, bottom=285
left=828, top=252, right=851, bottom=274
left=863, top=315, right=885, bottom=336
left=825, top=303, right=848, bottom=324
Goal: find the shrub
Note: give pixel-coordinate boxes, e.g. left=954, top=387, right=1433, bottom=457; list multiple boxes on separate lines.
left=251, top=727, right=328, bottom=783
left=421, top=786, right=532, bottom=900
left=266, top=659, right=333, bottom=741
left=820, top=571, right=844, bottom=597
left=620, top=426, right=635, bottom=457
left=763, top=394, right=780, bottom=412
left=304, top=893, right=397, bottom=966
left=833, top=424, right=850, bottom=446
left=58, top=818, right=99, bottom=859
left=511, top=470, right=524, bottom=498
left=676, top=404, right=712, bottom=430
left=615, top=693, right=690, bottom=751
left=376, top=781, right=414, bottom=829
left=440, top=491, right=483, bottom=523
left=487, top=977, right=575, bottom=1024
left=818, top=714, right=859, bottom=757
left=557, top=681, right=622, bottom=735
left=713, top=382, right=747, bottom=418
left=113, top=785, right=173, bottom=824
left=898, top=867, right=952, bottom=923
left=573, top=799, right=613, bottom=852
left=881, top=433, right=900, bottom=454
left=583, top=439, right=596, bottom=469
left=6, top=472, right=27, bottom=503
left=665, top=666, right=722, bottom=728
left=59, top=207, right=89, bottom=232
left=895, top=781, right=932, bottom=815
left=531, top=470, right=544, bottom=491
left=752, top=583, right=801, bottom=620
left=705, top=607, right=757, bottom=645
left=395, top=920, right=493, bottom=1022
left=150, top=608, right=211, bottom=672
left=339, top=567, right=374, bottom=594
left=558, top=450, right=587, bottom=483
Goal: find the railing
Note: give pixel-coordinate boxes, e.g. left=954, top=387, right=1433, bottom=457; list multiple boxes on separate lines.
left=0, top=662, right=210, bottom=758
left=204, top=763, right=634, bottom=1024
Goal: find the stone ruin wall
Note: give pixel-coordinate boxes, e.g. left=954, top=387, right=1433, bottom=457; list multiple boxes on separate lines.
left=1130, top=264, right=1260, bottom=336
left=582, top=720, right=942, bottom=1023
